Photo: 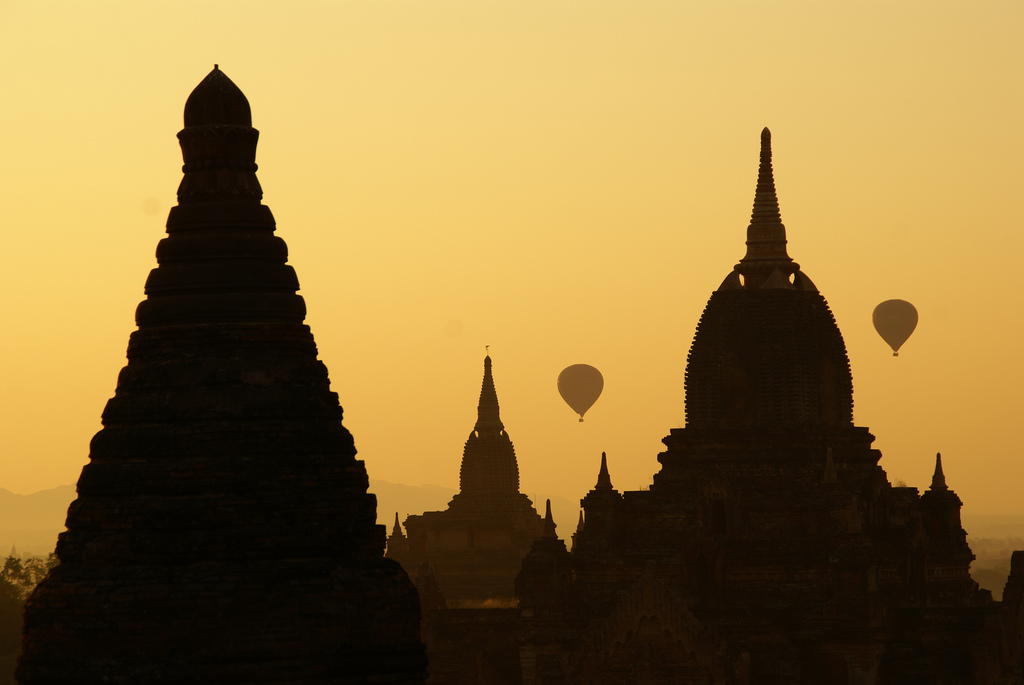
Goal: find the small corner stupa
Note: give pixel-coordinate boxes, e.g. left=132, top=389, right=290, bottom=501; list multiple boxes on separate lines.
left=18, top=67, right=426, bottom=683
left=387, top=355, right=542, bottom=605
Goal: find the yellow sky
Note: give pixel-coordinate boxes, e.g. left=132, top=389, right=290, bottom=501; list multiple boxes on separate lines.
left=1, top=1, right=1022, bottom=517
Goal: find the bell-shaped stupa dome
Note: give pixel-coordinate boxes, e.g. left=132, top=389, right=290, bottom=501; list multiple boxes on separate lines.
left=684, top=129, right=853, bottom=431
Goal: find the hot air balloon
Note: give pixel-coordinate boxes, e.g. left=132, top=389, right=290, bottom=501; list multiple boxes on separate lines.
left=872, top=299, right=918, bottom=356
left=557, top=364, right=604, bottom=422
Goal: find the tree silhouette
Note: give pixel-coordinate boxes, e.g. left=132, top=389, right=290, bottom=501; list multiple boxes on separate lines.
left=0, top=554, right=58, bottom=684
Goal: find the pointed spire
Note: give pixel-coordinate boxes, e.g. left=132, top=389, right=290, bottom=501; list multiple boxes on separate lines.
left=736, top=127, right=796, bottom=288
left=750, top=127, right=782, bottom=226
left=391, top=513, right=404, bottom=538
left=474, top=355, right=505, bottom=434
left=931, top=453, right=948, bottom=491
left=458, top=353, right=520, bottom=496
left=576, top=510, right=585, bottom=535
left=542, top=499, right=557, bottom=539
left=595, top=452, right=613, bottom=490
left=823, top=447, right=838, bottom=484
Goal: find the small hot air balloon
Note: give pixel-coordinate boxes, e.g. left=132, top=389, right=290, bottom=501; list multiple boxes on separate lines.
left=557, top=364, right=604, bottom=422
left=872, top=299, right=918, bottom=356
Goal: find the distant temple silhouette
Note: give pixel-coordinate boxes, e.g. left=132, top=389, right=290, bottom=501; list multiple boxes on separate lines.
left=18, top=67, right=426, bottom=683
left=385, top=355, right=542, bottom=684
left=387, top=355, right=543, bottom=605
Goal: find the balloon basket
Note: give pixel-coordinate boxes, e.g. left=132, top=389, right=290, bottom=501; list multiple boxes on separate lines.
left=893, top=352, right=898, bottom=357
left=579, top=417, right=584, bottom=423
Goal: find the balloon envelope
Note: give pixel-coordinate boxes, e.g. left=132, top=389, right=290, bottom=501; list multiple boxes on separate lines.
left=872, top=300, right=918, bottom=356
left=557, top=364, right=604, bottom=421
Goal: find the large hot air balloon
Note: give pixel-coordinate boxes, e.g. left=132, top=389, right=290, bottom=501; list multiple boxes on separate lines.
left=872, top=299, right=918, bottom=356
left=557, top=364, right=604, bottom=422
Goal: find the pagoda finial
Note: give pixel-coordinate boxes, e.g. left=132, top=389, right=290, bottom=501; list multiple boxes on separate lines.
left=750, top=127, right=782, bottom=225
left=474, top=355, right=504, bottom=434
left=183, top=66, right=252, bottom=128
left=931, top=453, right=948, bottom=491
left=391, top=513, right=404, bottom=538
left=177, top=66, right=261, bottom=203
left=542, top=499, right=557, bottom=538
left=576, top=510, right=585, bottom=534
left=736, top=127, right=795, bottom=287
left=595, top=452, right=613, bottom=490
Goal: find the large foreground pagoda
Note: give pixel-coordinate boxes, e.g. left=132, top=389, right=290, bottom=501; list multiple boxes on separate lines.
left=18, top=68, right=426, bottom=684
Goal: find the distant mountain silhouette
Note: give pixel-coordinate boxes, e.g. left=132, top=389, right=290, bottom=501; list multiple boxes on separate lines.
left=0, top=484, right=76, bottom=557
left=370, top=480, right=456, bottom=528
left=961, top=514, right=1024, bottom=601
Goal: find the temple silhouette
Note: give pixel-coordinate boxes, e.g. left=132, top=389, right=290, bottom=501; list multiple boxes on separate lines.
left=15, top=67, right=1024, bottom=682
left=388, top=129, right=1024, bottom=684
left=386, top=356, right=542, bottom=684
left=510, top=129, right=1024, bottom=684
left=17, top=68, right=426, bottom=683
left=387, top=355, right=543, bottom=606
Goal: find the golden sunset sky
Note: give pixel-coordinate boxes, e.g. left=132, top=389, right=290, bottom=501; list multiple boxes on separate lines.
left=1, top=1, right=1021, bottom=519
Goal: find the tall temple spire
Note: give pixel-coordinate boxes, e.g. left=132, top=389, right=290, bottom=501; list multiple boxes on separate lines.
left=459, top=355, right=520, bottom=496
left=474, top=355, right=505, bottom=434
left=542, top=500, right=557, bottom=539
left=749, top=127, right=783, bottom=226
left=595, top=452, right=613, bottom=490
left=736, top=127, right=798, bottom=289
left=931, top=452, right=948, bottom=491
left=390, top=350, right=543, bottom=606
left=392, top=513, right=405, bottom=538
